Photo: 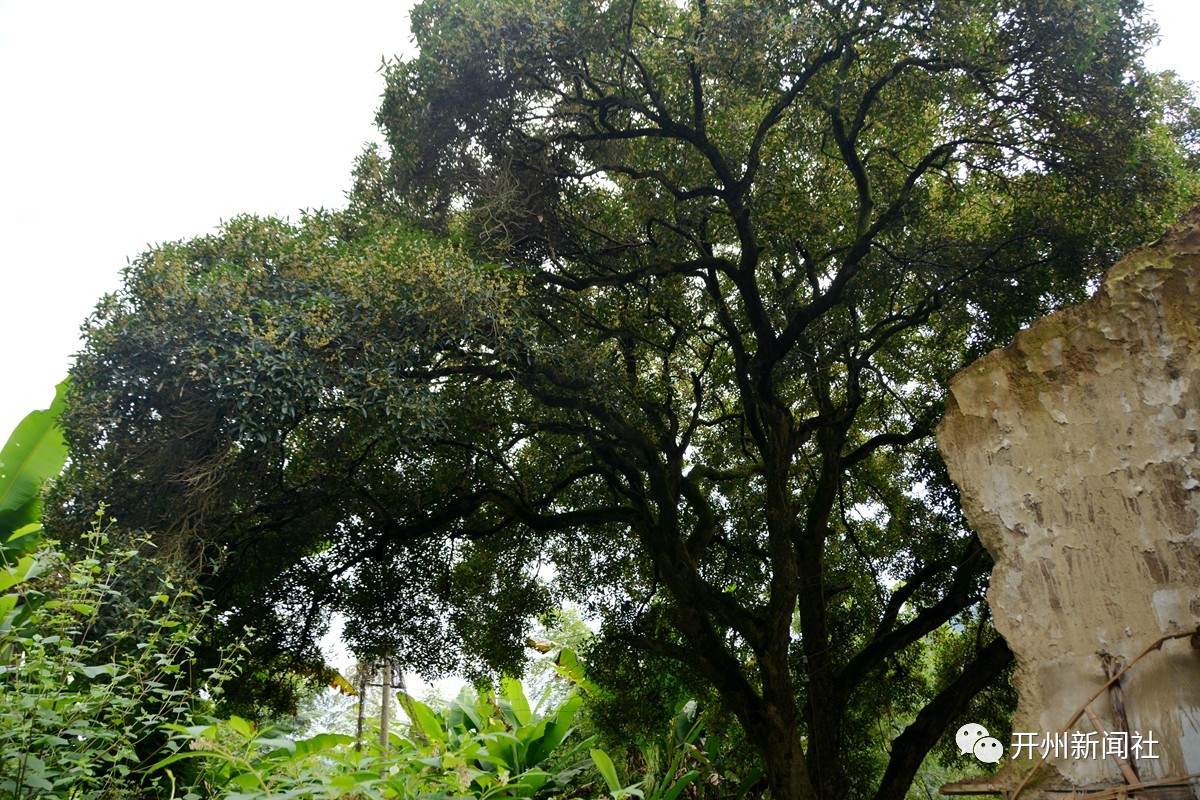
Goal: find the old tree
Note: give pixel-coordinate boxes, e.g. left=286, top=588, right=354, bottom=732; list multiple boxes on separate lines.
left=55, top=0, right=1199, bottom=799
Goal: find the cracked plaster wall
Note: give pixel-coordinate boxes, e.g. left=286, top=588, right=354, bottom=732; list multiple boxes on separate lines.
left=937, top=208, right=1200, bottom=792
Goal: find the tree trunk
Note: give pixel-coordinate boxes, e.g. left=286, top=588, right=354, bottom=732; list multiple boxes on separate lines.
left=354, top=661, right=367, bottom=752
left=757, top=712, right=819, bottom=800
left=379, top=661, right=391, bottom=752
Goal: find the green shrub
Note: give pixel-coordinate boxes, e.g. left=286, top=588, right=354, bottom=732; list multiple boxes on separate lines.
left=155, top=676, right=603, bottom=799
left=0, top=518, right=234, bottom=799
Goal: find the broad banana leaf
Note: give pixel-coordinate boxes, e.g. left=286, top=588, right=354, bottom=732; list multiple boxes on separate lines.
left=0, top=381, right=69, bottom=547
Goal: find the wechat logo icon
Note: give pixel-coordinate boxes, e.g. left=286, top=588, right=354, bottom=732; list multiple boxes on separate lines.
left=957, top=723, right=1004, bottom=764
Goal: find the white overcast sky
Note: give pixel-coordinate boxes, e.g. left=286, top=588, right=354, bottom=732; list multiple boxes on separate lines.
left=1, top=0, right=1199, bottom=438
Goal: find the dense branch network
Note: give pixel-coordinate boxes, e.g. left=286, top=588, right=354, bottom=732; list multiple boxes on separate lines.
left=51, top=1, right=1200, bottom=799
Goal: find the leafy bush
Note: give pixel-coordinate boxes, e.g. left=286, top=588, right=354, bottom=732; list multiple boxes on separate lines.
left=156, top=675, right=605, bottom=799
left=0, top=517, right=232, bottom=799
left=0, top=524, right=228, bottom=798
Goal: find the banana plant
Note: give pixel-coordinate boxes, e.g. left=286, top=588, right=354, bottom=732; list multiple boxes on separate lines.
left=402, top=677, right=598, bottom=798
left=632, top=700, right=767, bottom=800
left=0, top=381, right=69, bottom=563
left=1, top=381, right=69, bottom=658
left=643, top=703, right=704, bottom=800
left=156, top=677, right=604, bottom=800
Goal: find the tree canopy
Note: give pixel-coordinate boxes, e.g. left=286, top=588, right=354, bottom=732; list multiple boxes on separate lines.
left=53, top=1, right=1198, bottom=799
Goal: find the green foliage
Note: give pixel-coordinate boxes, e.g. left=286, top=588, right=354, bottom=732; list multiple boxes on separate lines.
left=923, top=616, right=1017, bottom=775
left=404, top=678, right=598, bottom=796
left=592, top=698, right=762, bottom=800
left=51, top=2, right=1200, bottom=800
left=0, top=381, right=68, bottom=561
left=0, top=521, right=229, bottom=800
left=155, top=676, right=602, bottom=800
left=628, top=703, right=707, bottom=800
left=51, top=211, right=544, bottom=712
left=155, top=717, right=365, bottom=798
left=592, top=748, right=639, bottom=800
left=550, top=640, right=761, bottom=800
left=523, top=608, right=597, bottom=707
left=361, top=1, right=1197, bottom=795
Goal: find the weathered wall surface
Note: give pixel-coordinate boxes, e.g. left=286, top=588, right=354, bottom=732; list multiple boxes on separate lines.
left=938, top=208, right=1200, bottom=793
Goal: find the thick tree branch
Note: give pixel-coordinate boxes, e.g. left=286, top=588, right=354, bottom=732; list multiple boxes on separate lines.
left=872, top=637, right=1014, bottom=800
